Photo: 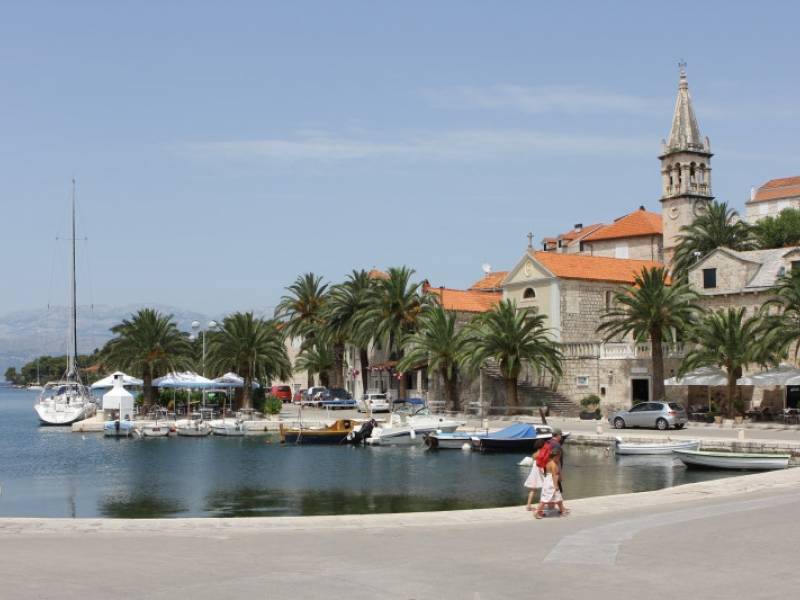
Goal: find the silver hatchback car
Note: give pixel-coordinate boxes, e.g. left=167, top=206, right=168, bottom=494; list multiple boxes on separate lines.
left=609, top=401, right=688, bottom=430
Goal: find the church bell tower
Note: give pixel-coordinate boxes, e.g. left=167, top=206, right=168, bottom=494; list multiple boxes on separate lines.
left=660, top=63, right=713, bottom=266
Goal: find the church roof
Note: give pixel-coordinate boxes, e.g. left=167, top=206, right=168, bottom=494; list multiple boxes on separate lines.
left=469, top=271, right=509, bottom=290
left=663, top=65, right=709, bottom=155
left=427, top=286, right=502, bottom=313
left=750, top=176, right=800, bottom=203
left=582, top=208, right=662, bottom=242
left=532, top=251, right=665, bottom=284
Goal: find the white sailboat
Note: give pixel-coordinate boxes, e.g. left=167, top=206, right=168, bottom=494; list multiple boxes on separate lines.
left=34, top=180, right=96, bottom=426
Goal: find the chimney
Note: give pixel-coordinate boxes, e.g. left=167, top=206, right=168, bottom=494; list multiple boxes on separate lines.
left=750, top=186, right=756, bottom=201
left=639, top=205, right=645, bottom=211
left=573, top=223, right=583, bottom=231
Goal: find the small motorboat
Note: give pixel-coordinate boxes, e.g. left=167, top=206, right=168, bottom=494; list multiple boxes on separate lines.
left=175, top=419, right=212, bottom=437
left=365, top=407, right=463, bottom=446
left=210, top=418, right=246, bottom=436
left=470, top=423, right=556, bottom=453
left=425, top=430, right=487, bottom=450
left=104, top=419, right=137, bottom=437
left=281, top=419, right=357, bottom=444
left=140, top=423, right=171, bottom=437
left=614, top=436, right=700, bottom=455
left=673, top=449, right=791, bottom=470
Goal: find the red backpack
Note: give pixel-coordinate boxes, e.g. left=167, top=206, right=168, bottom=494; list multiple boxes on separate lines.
left=535, top=443, right=552, bottom=469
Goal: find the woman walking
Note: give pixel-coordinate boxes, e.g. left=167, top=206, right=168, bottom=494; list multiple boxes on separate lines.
left=523, top=446, right=545, bottom=510
left=534, top=446, right=569, bottom=519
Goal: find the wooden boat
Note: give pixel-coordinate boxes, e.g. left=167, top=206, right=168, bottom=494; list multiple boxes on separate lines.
left=673, top=449, right=791, bottom=470
left=614, top=436, right=700, bottom=455
left=280, top=419, right=357, bottom=444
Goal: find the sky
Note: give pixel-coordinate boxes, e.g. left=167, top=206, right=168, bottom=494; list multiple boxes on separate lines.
left=2, top=0, right=799, bottom=317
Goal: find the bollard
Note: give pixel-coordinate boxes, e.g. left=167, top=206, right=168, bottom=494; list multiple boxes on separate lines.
left=738, top=428, right=745, bottom=441
left=596, top=423, right=603, bottom=435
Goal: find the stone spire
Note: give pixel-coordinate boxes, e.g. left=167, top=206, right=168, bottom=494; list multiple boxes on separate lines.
left=664, top=62, right=708, bottom=154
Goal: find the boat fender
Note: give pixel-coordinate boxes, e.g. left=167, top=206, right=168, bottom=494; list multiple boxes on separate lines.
left=461, top=443, right=471, bottom=451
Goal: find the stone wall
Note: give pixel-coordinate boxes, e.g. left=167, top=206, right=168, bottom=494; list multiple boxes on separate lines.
left=583, top=235, right=663, bottom=262
left=559, top=280, right=626, bottom=343
left=745, top=197, right=800, bottom=223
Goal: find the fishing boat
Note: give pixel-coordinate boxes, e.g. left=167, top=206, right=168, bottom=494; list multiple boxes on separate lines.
left=673, top=449, right=791, bottom=470
left=210, top=418, right=246, bottom=436
left=140, top=423, right=171, bottom=437
left=280, top=419, right=357, bottom=444
left=470, top=423, right=556, bottom=453
left=614, top=436, right=700, bottom=455
left=104, top=419, right=137, bottom=437
left=34, top=181, right=96, bottom=426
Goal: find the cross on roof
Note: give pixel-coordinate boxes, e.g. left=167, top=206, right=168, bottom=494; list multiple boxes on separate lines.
left=527, top=232, right=533, bottom=249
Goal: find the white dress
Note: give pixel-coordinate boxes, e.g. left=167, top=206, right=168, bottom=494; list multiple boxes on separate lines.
left=524, top=466, right=544, bottom=489
left=539, top=472, right=563, bottom=503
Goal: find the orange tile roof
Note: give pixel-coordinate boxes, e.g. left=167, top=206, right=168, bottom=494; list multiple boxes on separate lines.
left=368, top=268, right=389, bottom=280
left=469, top=271, right=509, bottom=290
left=558, top=223, right=604, bottom=242
left=752, top=176, right=800, bottom=203
left=582, top=208, right=662, bottom=242
left=428, top=286, right=502, bottom=313
left=532, top=251, right=665, bottom=284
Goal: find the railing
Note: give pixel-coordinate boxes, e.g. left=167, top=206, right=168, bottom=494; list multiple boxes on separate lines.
left=561, top=342, right=686, bottom=359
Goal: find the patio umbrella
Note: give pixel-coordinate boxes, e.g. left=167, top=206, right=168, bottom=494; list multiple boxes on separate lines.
left=211, top=372, right=260, bottom=388
left=90, top=371, right=144, bottom=389
left=737, top=364, right=800, bottom=386
left=664, top=366, right=728, bottom=386
left=152, top=371, right=216, bottom=388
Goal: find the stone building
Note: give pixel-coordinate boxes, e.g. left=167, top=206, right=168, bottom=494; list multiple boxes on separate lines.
left=745, top=176, right=800, bottom=222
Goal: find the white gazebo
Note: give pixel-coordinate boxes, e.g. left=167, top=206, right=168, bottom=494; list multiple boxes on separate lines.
left=152, top=371, right=216, bottom=389
left=102, top=373, right=135, bottom=420
left=737, top=364, right=800, bottom=386
left=664, top=366, right=728, bottom=387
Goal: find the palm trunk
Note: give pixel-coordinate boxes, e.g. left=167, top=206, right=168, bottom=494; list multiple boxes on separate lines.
left=307, top=372, right=314, bottom=388
left=359, top=347, right=369, bottom=395
left=650, top=329, right=665, bottom=401
left=442, top=366, right=459, bottom=412
left=727, top=371, right=736, bottom=419
left=320, top=370, right=330, bottom=388
left=333, top=342, right=345, bottom=388
left=142, top=367, right=153, bottom=411
left=397, top=347, right=407, bottom=399
left=505, top=376, right=518, bottom=413
left=243, top=375, right=252, bottom=410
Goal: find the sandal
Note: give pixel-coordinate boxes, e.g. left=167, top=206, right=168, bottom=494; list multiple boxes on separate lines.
left=525, top=505, right=532, bottom=511
left=559, top=509, right=571, bottom=516
left=534, top=511, right=545, bottom=519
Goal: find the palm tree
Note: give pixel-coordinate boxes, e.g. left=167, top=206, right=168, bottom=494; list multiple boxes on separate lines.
left=205, top=312, right=291, bottom=410
left=354, top=266, right=427, bottom=398
left=597, top=266, right=700, bottom=403
left=324, top=269, right=375, bottom=392
left=397, top=304, right=469, bottom=411
left=762, top=270, right=800, bottom=360
left=680, top=308, right=772, bottom=418
left=672, top=201, right=755, bottom=279
left=294, top=343, right=334, bottom=388
left=104, top=308, right=193, bottom=409
left=461, top=299, right=563, bottom=411
left=275, top=273, right=328, bottom=387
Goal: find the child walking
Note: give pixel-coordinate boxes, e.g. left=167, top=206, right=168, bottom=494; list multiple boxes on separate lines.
left=534, top=446, right=569, bottom=519
left=523, top=446, right=545, bottom=510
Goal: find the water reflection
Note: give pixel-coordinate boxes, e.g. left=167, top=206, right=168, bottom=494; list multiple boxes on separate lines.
left=100, top=494, right=187, bottom=518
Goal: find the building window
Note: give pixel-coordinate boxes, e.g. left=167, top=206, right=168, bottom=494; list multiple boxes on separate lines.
left=579, top=241, right=586, bottom=252
left=703, top=268, right=717, bottom=289
left=523, top=287, right=536, bottom=299
left=576, top=375, right=590, bottom=387
left=792, top=260, right=800, bottom=273
left=615, top=242, right=629, bottom=259
left=604, top=290, right=613, bottom=310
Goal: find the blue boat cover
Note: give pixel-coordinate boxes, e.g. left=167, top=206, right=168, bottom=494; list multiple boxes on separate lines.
left=487, top=423, right=536, bottom=439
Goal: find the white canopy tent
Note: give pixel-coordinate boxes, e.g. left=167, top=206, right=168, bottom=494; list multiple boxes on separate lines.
left=664, top=366, right=728, bottom=386
left=102, top=373, right=135, bottom=419
left=737, top=364, right=800, bottom=386
left=152, top=371, right=216, bottom=389
left=212, top=372, right=260, bottom=388
left=91, top=371, right=143, bottom=389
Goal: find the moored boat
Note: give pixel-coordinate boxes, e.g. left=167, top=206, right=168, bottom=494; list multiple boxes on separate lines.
left=210, top=418, right=246, bottom=436
left=104, top=419, right=137, bottom=437
left=140, top=424, right=171, bottom=437
left=175, top=419, right=212, bottom=437
left=615, top=436, right=700, bottom=455
left=281, top=419, right=357, bottom=444
left=364, top=407, right=463, bottom=446
left=425, top=430, right=487, bottom=449
left=673, top=449, right=790, bottom=470
left=470, top=423, right=556, bottom=453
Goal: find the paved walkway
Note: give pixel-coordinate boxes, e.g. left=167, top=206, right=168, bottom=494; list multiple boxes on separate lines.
left=2, top=467, right=798, bottom=599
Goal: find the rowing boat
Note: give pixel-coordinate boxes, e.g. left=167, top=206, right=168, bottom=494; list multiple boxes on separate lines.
left=614, top=436, right=700, bottom=455
left=672, top=449, right=790, bottom=470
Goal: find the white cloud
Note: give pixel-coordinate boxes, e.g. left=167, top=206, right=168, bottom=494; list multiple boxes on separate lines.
left=423, top=84, right=662, bottom=115
left=173, top=129, right=651, bottom=164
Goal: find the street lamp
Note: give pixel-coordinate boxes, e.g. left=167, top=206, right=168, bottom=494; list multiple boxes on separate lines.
left=191, top=320, right=218, bottom=377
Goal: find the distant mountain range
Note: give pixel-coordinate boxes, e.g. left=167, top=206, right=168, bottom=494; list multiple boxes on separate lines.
left=0, top=304, right=213, bottom=374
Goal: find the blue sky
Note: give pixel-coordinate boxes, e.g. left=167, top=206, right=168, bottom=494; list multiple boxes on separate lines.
left=2, top=0, right=799, bottom=316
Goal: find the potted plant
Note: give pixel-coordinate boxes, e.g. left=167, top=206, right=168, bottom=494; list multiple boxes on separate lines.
left=579, top=394, right=602, bottom=420
left=262, top=394, right=283, bottom=420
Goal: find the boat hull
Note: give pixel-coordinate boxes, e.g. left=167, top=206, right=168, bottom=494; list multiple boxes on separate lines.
left=424, top=432, right=475, bottom=449
left=35, top=402, right=95, bottom=426
left=140, top=426, right=170, bottom=437
left=104, top=420, right=137, bottom=437
left=472, top=436, right=551, bottom=453
left=673, top=449, right=790, bottom=470
left=615, top=438, right=700, bottom=455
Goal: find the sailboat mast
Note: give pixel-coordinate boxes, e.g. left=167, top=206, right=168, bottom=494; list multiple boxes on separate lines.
left=67, top=178, right=78, bottom=381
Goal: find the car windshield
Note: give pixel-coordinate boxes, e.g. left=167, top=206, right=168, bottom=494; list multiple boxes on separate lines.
left=370, top=394, right=387, bottom=400
left=668, top=403, right=685, bottom=411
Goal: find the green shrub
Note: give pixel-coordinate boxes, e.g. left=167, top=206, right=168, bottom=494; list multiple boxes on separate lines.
left=580, top=394, right=601, bottom=409
left=252, top=385, right=266, bottom=405
left=263, top=394, right=283, bottom=415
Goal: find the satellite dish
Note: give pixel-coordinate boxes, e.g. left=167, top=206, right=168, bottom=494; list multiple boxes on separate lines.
left=481, top=263, right=492, bottom=274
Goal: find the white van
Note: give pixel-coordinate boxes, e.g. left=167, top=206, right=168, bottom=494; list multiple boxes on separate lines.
left=357, top=393, right=391, bottom=413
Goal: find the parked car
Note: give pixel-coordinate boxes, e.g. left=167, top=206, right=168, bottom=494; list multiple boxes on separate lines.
left=270, top=385, right=293, bottom=403
left=608, top=401, right=688, bottom=430
left=357, top=393, right=391, bottom=413
left=324, top=388, right=352, bottom=401
left=306, top=386, right=328, bottom=407
left=292, top=389, right=307, bottom=404
left=392, top=397, right=425, bottom=406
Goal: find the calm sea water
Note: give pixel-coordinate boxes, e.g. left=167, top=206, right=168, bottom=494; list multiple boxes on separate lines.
left=0, top=385, right=733, bottom=518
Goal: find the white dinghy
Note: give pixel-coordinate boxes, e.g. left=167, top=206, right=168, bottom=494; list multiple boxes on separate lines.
left=673, top=449, right=790, bottom=470
left=210, top=418, right=246, bottom=436
left=614, top=436, right=700, bottom=455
